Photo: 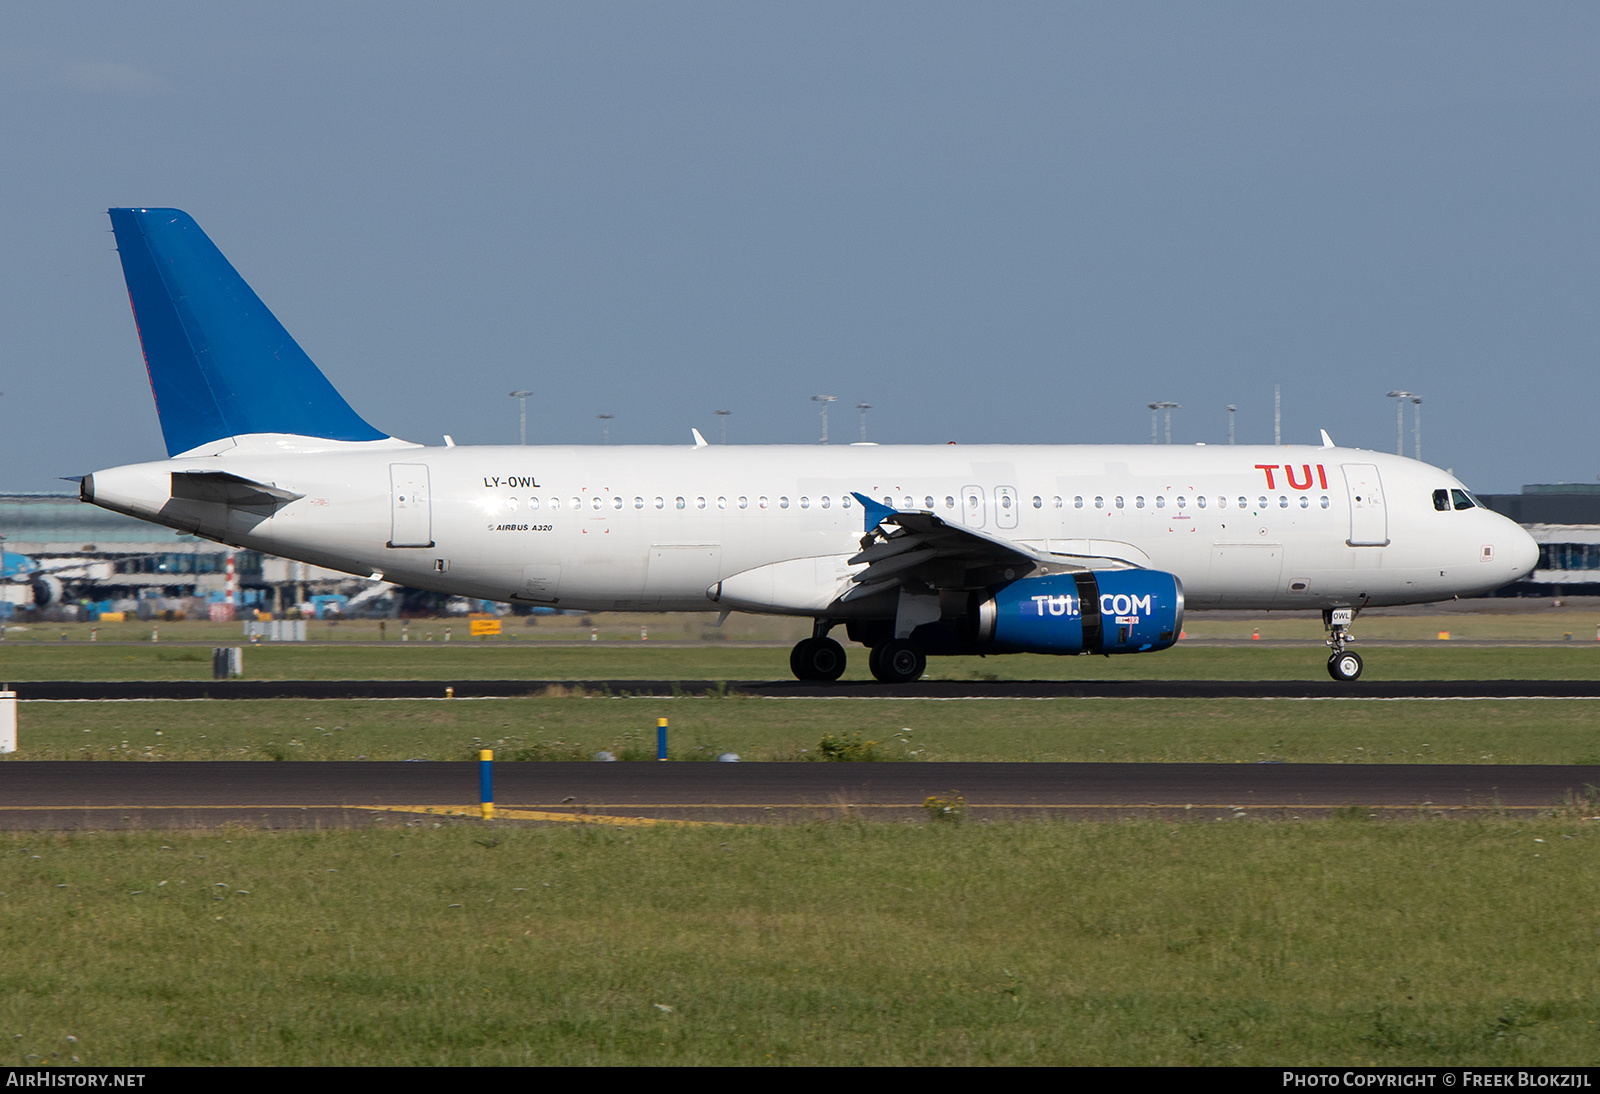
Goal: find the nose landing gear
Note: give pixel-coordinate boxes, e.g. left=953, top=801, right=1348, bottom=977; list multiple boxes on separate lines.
left=1324, top=607, right=1362, bottom=681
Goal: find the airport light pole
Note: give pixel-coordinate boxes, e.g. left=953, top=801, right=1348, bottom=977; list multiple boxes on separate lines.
left=1411, top=396, right=1422, bottom=461
left=1226, top=404, right=1236, bottom=445
left=812, top=395, right=837, bottom=444
left=1386, top=391, right=1414, bottom=456
left=509, top=390, right=533, bottom=445
left=1148, top=402, right=1179, bottom=444
left=715, top=409, right=731, bottom=444
left=856, top=403, right=871, bottom=443
left=597, top=414, right=613, bottom=444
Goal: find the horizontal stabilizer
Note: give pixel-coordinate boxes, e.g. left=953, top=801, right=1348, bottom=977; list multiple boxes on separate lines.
left=109, top=208, right=388, bottom=457
left=170, top=470, right=304, bottom=510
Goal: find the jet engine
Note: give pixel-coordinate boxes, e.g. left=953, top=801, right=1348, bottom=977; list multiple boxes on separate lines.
left=976, top=570, right=1184, bottom=655
left=30, top=574, right=63, bottom=608
left=845, top=569, right=1185, bottom=657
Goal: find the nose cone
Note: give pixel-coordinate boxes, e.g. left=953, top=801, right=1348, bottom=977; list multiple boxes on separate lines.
left=1508, top=521, right=1540, bottom=581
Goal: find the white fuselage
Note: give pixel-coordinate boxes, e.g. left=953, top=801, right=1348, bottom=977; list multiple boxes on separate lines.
left=84, top=438, right=1539, bottom=615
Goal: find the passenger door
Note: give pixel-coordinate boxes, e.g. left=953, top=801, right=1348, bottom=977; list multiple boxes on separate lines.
left=388, top=464, right=433, bottom=548
left=1341, top=464, right=1389, bottom=547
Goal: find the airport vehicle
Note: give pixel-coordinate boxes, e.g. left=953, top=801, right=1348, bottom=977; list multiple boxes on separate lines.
left=81, top=209, right=1539, bottom=682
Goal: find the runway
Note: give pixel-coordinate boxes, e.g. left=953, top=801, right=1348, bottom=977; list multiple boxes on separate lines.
left=12, top=678, right=1600, bottom=700
left=3, top=760, right=1595, bottom=828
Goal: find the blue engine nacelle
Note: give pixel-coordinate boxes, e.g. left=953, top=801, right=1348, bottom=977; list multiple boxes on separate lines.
left=977, top=570, right=1184, bottom=655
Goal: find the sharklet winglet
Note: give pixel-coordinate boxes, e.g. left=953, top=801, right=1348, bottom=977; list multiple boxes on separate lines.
left=852, top=492, right=898, bottom=532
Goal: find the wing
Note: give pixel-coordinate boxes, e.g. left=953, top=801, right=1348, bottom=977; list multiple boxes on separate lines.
left=841, top=492, right=1139, bottom=602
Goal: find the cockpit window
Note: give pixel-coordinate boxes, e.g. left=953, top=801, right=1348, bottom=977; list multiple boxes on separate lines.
left=1451, top=489, right=1476, bottom=511
left=1433, top=489, right=1451, bottom=512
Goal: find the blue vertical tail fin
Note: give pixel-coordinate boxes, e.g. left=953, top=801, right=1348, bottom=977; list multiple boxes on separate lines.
left=108, top=208, right=388, bottom=456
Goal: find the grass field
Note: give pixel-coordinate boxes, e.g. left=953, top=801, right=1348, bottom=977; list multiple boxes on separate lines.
left=3, top=820, right=1596, bottom=1066
left=6, top=611, right=1598, bottom=1067
left=8, top=694, right=1600, bottom=765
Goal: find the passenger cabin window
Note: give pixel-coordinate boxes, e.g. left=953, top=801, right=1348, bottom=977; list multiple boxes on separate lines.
left=1433, top=489, right=1451, bottom=512
left=1094, top=496, right=1104, bottom=509
left=675, top=497, right=686, bottom=509
left=1074, top=496, right=1084, bottom=509
left=947, top=496, right=957, bottom=509
left=1155, top=496, right=1165, bottom=509
left=1451, top=489, right=1476, bottom=511
left=1135, top=496, right=1145, bottom=508
left=1032, top=496, right=1042, bottom=508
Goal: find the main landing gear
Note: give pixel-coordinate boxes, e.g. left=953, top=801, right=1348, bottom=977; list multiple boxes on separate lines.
left=790, top=622, right=847, bottom=682
left=867, top=639, right=926, bottom=684
left=788, top=622, right=931, bottom=684
left=1324, top=607, right=1362, bottom=682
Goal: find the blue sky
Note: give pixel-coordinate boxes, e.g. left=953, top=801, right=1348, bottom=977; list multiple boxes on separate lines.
left=2, top=3, right=1596, bottom=491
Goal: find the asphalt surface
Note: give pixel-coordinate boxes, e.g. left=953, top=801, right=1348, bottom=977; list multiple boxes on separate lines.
left=3, top=760, right=1596, bottom=828
left=12, top=678, right=1600, bottom=699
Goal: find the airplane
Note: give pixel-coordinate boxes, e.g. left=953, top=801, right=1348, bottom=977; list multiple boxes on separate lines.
left=81, top=209, right=1540, bottom=683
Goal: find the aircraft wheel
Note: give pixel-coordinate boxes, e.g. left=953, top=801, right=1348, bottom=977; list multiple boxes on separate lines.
left=789, top=639, right=816, bottom=679
left=867, top=645, right=883, bottom=680
left=791, top=637, right=846, bottom=681
left=1327, top=651, right=1363, bottom=682
left=871, top=639, right=926, bottom=684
